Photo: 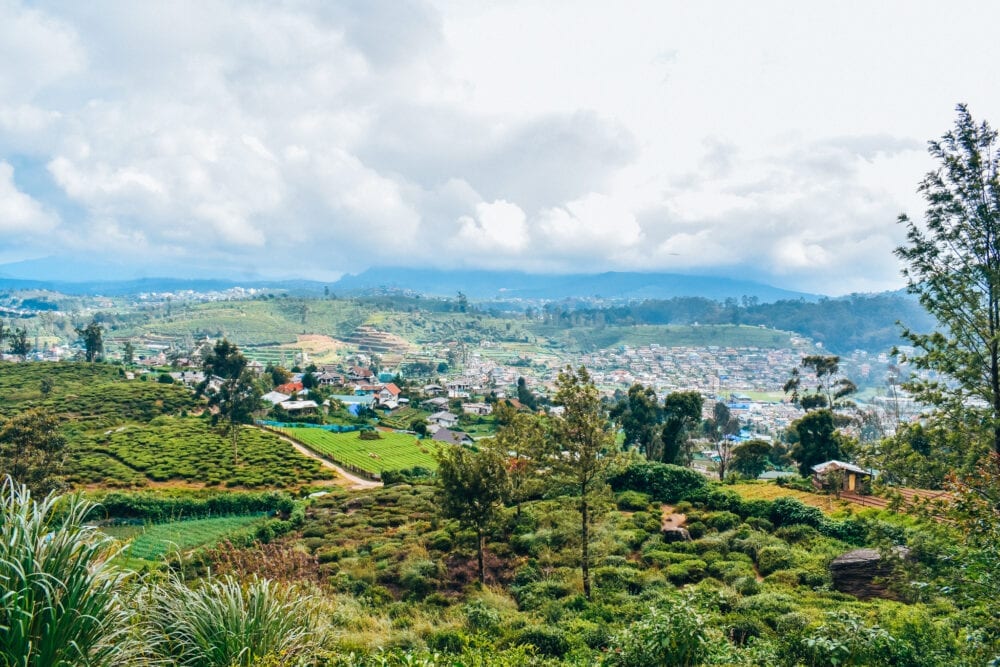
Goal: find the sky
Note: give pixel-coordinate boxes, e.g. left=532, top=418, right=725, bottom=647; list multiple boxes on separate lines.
left=2, top=0, right=1000, bottom=294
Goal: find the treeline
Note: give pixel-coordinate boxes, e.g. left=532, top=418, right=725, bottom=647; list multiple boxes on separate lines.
left=536, top=293, right=933, bottom=353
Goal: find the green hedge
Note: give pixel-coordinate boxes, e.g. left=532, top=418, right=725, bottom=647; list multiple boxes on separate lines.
left=608, top=462, right=707, bottom=503
left=92, top=491, right=295, bottom=522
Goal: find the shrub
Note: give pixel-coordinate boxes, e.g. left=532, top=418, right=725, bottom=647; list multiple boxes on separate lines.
left=606, top=597, right=711, bottom=667
left=514, top=626, right=570, bottom=658
left=358, top=430, right=382, bottom=440
left=616, top=490, right=652, bottom=511
left=425, top=629, right=467, bottom=653
left=464, top=599, right=502, bottom=634
left=756, top=546, right=796, bottom=576
left=704, top=511, right=741, bottom=532
left=608, top=462, right=707, bottom=503
left=769, top=497, right=824, bottom=528
left=686, top=521, right=707, bottom=539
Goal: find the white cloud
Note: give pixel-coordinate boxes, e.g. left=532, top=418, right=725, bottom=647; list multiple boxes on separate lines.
left=1, top=1, right=1000, bottom=292
left=455, top=200, right=528, bottom=254
left=0, top=162, right=58, bottom=234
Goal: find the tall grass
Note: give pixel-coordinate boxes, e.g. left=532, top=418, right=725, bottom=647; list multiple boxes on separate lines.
left=141, top=572, right=319, bottom=666
left=0, top=477, right=136, bottom=667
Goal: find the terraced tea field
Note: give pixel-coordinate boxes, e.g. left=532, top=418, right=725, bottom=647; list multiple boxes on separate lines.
left=277, top=427, right=438, bottom=475
left=103, top=514, right=267, bottom=561
left=69, top=417, right=335, bottom=488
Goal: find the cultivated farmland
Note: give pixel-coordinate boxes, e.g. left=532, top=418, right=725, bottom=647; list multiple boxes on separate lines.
left=277, top=427, right=438, bottom=475
left=103, top=514, right=267, bottom=561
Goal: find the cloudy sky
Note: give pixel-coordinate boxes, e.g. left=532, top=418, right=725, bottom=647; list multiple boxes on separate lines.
left=2, top=0, right=1000, bottom=294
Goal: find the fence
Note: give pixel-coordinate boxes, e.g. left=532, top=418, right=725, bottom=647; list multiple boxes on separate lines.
left=255, top=420, right=369, bottom=432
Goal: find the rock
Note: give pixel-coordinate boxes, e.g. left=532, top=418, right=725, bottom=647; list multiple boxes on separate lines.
left=662, top=526, right=691, bottom=542
left=829, top=548, right=907, bottom=600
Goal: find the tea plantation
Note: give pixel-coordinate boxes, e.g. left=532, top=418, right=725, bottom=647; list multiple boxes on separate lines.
left=70, top=417, right=335, bottom=488
left=0, top=362, right=334, bottom=489
left=277, top=427, right=438, bottom=475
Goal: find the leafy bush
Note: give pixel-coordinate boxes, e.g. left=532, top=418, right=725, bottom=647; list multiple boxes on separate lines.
left=464, top=599, right=502, bottom=634
left=95, top=490, right=295, bottom=522
left=616, top=490, right=652, bottom=511
left=513, top=626, right=569, bottom=658
left=756, top=545, right=797, bottom=576
left=769, top=496, right=824, bottom=528
left=608, top=462, right=707, bottom=503
left=704, top=511, right=741, bottom=532
left=606, top=597, right=711, bottom=666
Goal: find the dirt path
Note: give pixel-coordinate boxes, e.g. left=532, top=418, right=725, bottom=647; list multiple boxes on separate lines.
left=267, top=429, right=382, bottom=491
left=660, top=504, right=687, bottom=532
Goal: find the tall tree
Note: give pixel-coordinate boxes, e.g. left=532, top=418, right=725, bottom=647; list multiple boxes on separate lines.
left=659, top=391, right=703, bottom=465
left=75, top=320, right=104, bottom=362
left=0, top=408, right=67, bottom=494
left=895, top=104, right=1000, bottom=455
left=9, top=327, right=30, bottom=361
left=708, top=401, right=741, bottom=480
left=0, top=320, right=7, bottom=352
left=491, top=412, right=546, bottom=517
left=788, top=409, right=845, bottom=477
left=122, top=340, right=135, bottom=366
left=435, top=445, right=508, bottom=584
left=783, top=355, right=857, bottom=411
left=547, top=366, right=615, bottom=599
left=611, top=384, right=663, bottom=456
left=731, top=439, right=773, bottom=479
left=200, top=339, right=260, bottom=464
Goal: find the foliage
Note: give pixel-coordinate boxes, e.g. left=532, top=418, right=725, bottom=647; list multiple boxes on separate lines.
left=75, top=319, right=104, bottom=362
left=0, top=478, right=136, bottom=666
left=731, top=439, right=773, bottom=479
left=140, top=572, right=318, bottom=666
left=659, top=390, right=703, bottom=465
left=0, top=407, right=67, bottom=495
left=606, top=597, right=711, bottom=666
left=95, top=490, right=294, bottom=522
left=435, top=445, right=509, bottom=583
left=607, top=460, right=707, bottom=503
left=784, top=355, right=857, bottom=411
left=546, top=366, right=617, bottom=598
left=896, top=104, right=1000, bottom=455
left=788, top=409, right=845, bottom=477
left=70, top=418, right=333, bottom=488
left=9, top=326, right=29, bottom=359
left=611, top=383, right=662, bottom=456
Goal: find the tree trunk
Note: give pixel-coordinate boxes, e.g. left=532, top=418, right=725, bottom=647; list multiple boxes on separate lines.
left=477, top=528, right=485, bottom=585
left=581, top=491, right=591, bottom=599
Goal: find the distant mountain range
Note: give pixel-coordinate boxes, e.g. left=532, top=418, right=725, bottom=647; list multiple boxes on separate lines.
left=330, top=268, right=819, bottom=303
left=0, top=259, right=821, bottom=303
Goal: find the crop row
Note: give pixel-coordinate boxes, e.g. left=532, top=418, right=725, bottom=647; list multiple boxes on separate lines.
left=105, top=514, right=267, bottom=561
left=277, top=427, right=437, bottom=474
left=68, top=417, right=335, bottom=488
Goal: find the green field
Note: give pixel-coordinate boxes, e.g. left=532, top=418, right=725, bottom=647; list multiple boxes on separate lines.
left=277, top=427, right=438, bottom=475
left=103, top=514, right=267, bottom=561
left=70, top=418, right=335, bottom=488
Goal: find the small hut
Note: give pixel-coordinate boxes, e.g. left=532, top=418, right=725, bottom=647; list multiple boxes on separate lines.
left=811, top=460, right=873, bottom=495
